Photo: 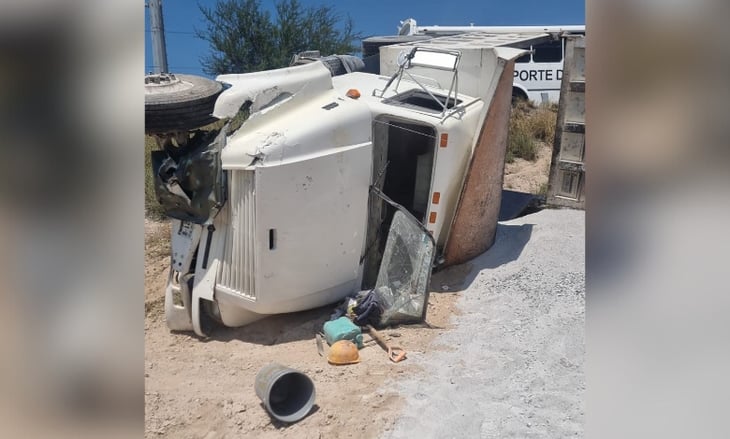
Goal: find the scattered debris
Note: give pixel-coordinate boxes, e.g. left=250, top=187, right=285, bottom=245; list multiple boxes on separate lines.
left=315, top=333, right=325, bottom=357
left=366, top=324, right=407, bottom=363
left=323, top=316, right=364, bottom=348
left=327, top=340, right=360, bottom=365
left=254, top=363, right=315, bottom=423
left=352, top=289, right=382, bottom=326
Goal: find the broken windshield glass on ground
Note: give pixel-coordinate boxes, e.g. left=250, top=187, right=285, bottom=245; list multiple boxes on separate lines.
left=320, top=207, right=435, bottom=365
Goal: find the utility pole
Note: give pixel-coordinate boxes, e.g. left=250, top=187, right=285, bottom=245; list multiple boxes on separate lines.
left=148, top=0, right=169, bottom=73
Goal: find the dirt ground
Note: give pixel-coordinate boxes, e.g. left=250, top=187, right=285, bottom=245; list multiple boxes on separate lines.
left=503, top=141, right=552, bottom=194
left=144, top=154, right=551, bottom=438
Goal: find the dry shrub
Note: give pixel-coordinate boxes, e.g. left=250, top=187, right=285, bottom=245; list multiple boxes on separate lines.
left=145, top=135, right=166, bottom=219
left=507, top=101, right=557, bottom=162
left=508, top=117, right=538, bottom=162
left=530, top=106, right=557, bottom=143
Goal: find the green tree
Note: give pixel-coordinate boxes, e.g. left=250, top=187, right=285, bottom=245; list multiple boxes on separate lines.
left=197, top=0, right=361, bottom=75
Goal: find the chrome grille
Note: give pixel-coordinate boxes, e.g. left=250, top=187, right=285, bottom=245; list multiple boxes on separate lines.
left=218, top=170, right=256, bottom=299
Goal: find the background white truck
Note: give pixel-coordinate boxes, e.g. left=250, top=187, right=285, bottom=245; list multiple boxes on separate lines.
left=364, top=18, right=585, bottom=104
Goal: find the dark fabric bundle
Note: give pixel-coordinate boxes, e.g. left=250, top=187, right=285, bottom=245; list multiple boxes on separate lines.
left=353, top=289, right=383, bottom=327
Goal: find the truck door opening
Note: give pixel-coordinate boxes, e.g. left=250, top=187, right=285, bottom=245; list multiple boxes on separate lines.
left=376, top=118, right=435, bottom=222
left=362, top=117, right=436, bottom=288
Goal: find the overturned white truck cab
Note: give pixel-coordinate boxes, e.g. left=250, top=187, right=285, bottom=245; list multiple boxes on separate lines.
left=150, top=34, right=538, bottom=336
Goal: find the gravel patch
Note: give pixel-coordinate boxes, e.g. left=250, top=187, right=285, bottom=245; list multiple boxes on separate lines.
left=384, top=208, right=585, bottom=438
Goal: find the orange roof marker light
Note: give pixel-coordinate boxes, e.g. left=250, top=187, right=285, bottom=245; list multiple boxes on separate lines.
left=429, top=212, right=437, bottom=224
left=346, top=89, right=361, bottom=99
left=439, top=133, right=448, bottom=148
left=432, top=192, right=441, bottom=204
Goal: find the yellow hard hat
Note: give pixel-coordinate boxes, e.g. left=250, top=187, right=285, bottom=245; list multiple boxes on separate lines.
left=327, top=340, right=360, bottom=365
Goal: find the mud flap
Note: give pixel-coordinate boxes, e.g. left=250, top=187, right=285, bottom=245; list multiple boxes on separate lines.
left=164, top=270, right=194, bottom=331
left=191, top=239, right=217, bottom=337
left=191, top=288, right=208, bottom=337
left=170, top=219, right=203, bottom=272
left=164, top=219, right=203, bottom=331
left=190, top=205, right=229, bottom=337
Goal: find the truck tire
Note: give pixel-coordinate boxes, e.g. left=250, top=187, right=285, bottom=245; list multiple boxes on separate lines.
left=145, top=73, right=224, bottom=134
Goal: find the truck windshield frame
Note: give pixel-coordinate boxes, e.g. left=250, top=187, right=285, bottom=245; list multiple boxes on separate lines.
left=383, top=89, right=462, bottom=113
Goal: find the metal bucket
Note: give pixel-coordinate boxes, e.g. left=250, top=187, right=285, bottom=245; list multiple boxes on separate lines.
left=254, top=363, right=316, bottom=423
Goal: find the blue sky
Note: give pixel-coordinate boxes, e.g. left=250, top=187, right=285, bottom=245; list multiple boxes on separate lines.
left=145, top=0, right=585, bottom=78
